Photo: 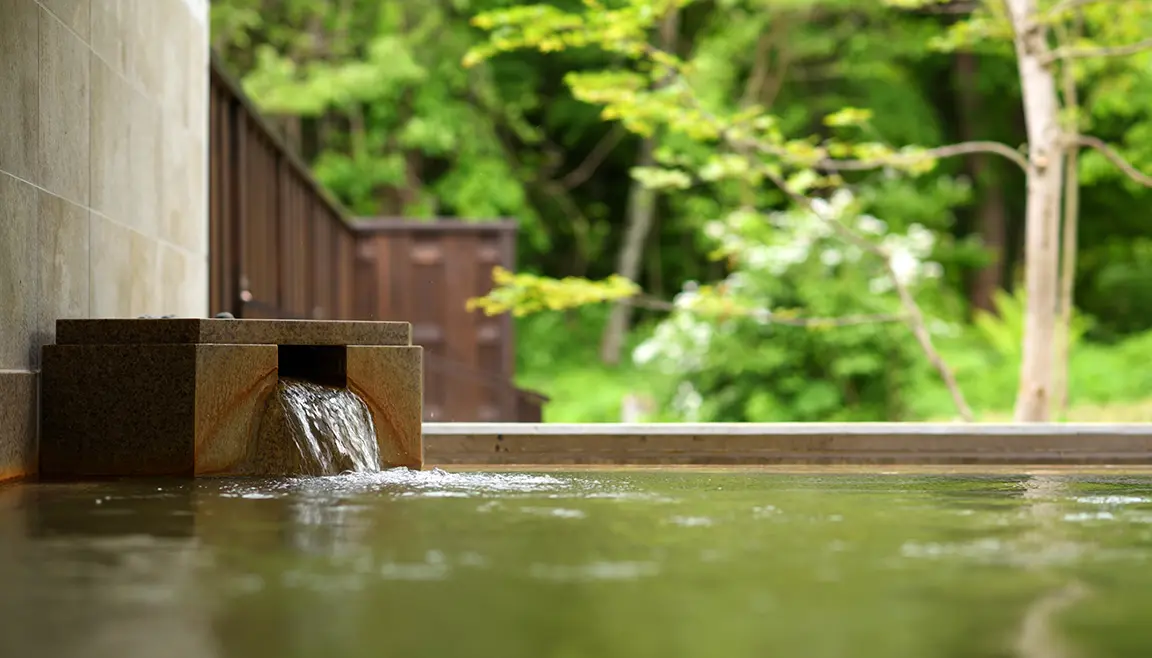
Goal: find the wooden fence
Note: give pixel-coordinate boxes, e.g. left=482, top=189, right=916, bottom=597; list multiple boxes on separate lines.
left=208, top=55, right=358, bottom=321
left=207, top=55, right=546, bottom=422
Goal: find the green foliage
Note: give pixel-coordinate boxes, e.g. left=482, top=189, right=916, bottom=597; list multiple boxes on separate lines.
left=214, top=0, right=543, bottom=225
left=624, top=189, right=967, bottom=421
left=515, top=307, right=668, bottom=422
left=518, top=309, right=1152, bottom=423
left=468, top=267, right=640, bottom=316
left=972, top=288, right=1091, bottom=360
left=213, top=0, right=1152, bottom=422
left=463, top=0, right=984, bottom=418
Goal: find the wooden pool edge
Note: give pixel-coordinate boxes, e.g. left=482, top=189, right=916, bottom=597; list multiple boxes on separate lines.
left=422, top=423, right=1152, bottom=467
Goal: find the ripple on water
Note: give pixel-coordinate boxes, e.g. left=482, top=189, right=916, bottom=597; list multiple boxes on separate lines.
left=667, top=515, right=714, bottom=527
left=379, top=551, right=451, bottom=581
left=1063, top=511, right=1116, bottom=522
left=583, top=491, right=678, bottom=503
left=1073, top=495, right=1152, bottom=506
left=519, top=506, right=587, bottom=519
left=898, top=538, right=1091, bottom=568
left=528, top=561, right=660, bottom=582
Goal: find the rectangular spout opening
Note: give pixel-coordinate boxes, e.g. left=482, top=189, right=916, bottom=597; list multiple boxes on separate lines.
left=278, top=345, right=347, bottom=387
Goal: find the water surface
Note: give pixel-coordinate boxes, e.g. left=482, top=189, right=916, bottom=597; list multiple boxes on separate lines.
left=3, top=470, right=1152, bottom=657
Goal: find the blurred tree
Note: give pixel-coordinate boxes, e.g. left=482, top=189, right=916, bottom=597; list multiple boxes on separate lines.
left=465, top=0, right=1152, bottom=421
left=209, top=0, right=1152, bottom=421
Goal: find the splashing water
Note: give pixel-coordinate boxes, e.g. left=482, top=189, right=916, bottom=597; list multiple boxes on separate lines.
left=219, top=467, right=578, bottom=499
left=276, top=378, right=380, bottom=475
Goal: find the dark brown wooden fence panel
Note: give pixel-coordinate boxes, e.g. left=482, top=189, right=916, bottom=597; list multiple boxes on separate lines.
left=208, top=55, right=546, bottom=421
left=209, top=56, right=358, bottom=322
left=353, top=220, right=535, bottom=422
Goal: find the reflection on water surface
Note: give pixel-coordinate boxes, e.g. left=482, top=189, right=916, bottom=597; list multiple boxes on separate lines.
left=3, top=469, right=1152, bottom=657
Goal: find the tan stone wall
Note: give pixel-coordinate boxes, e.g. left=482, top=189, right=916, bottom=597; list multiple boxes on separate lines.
left=0, top=0, right=209, bottom=480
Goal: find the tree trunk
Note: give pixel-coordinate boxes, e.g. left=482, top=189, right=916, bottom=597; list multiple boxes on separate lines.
left=954, top=51, right=1009, bottom=315
left=1052, top=145, right=1079, bottom=418
left=971, top=188, right=1009, bottom=315
left=1053, top=14, right=1083, bottom=419
left=1055, top=72, right=1078, bottom=417
left=599, top=137, right=657, bottom=364
left=1006, top=0, right=1065, bottom=422
left=599, top=8, right=679, bottom=365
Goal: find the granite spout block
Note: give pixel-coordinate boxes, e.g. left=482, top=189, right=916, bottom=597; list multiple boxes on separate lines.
left=39, top=319, right=423, bottom=478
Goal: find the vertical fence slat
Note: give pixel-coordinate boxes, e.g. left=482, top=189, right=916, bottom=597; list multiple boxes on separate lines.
left=208, top=54, right=545, bottom=420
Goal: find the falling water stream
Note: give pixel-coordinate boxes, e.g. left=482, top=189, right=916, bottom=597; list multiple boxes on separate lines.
left=275, top=378, right=380, bottom=475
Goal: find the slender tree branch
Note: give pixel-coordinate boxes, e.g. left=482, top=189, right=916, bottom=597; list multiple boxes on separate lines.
left=1076, top=135, right=1152, bottom=187
left=1053, top=13, right=1083, bottom=418
left=753, top=162, right=976, bottom=422
left=810, top=140, right=1030, bottom=174
left=628, top=294, right=907, bottom=327
left=603, top=36, right=976, bottom=419
left=741, top=31, right=774, bottom=109
left=1040, top=37, right=1152, bottom=64
left=560, top=125, right=628, bottom=189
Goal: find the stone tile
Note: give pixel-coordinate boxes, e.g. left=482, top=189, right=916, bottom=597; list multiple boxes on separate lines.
left=0, top=0, right=39, bottom=181
left=89, top=54, right=130, bottom=220
left=40, top=344, right=197, bottom=477
left=160, top=126, right=207, bottom=253
left=90, top=0, right=127, bottom=76
left=0, top=371, right=37, bottom=482
left=40, top=0, right=90, bottom=41
left=0, top=175, right=38, bottom=369
left=193, top=344, right=277, bottom=475
left=38, top=6, right=89, bottom=206
left=187, top=18, right=209, bottom=140
left=90, top=214, right=160, bottom=318
left=159, top=243, right=208, bottom=318
left=347, top=346, right=424, bottom=469
left=124, top=88, right=162, bottom=237
left=126, top=0, right=161, bottom=97
left=37, top=191, right=90, bottom=352
left=158, top=0, right=189, bottom=126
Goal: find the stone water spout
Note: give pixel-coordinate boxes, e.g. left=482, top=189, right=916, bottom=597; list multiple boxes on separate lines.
left=38, top=319, right=423, bottom=478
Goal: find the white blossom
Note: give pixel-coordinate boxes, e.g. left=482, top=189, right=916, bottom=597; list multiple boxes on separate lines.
left=857, top=215, right=887, bottom=235
left=635, top=188, right=948, bottom=380
left=922, top=262, right=944, bottom=279
left=671, top=381, right=703, bottom=421
left=820, top=248, right=843, bottom=267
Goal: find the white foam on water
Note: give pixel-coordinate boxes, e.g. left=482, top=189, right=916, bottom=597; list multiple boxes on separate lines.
left=667, top=515, right=714, bottom=527
left=330, top=467, right=574, bottom=494
left=221, top=492, right=277, bottom=500
left=217, top=467, right=577, bottom=500
left=898, top=537, right=1092, bottom=568
left=1073, top=495, right=1152, bottom=505
left=378, top=562, right=451, bottom=581
left=583, top=491, right=679, bottom=504
left=1063, top=511, right=1116, bottom=522
left=519, top=506, right=587, bottom=519
left=528, top=561, right=660, bottom=582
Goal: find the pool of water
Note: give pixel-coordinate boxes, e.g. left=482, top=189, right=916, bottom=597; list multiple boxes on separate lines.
left=3, top=469, right=1152, bottom=658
